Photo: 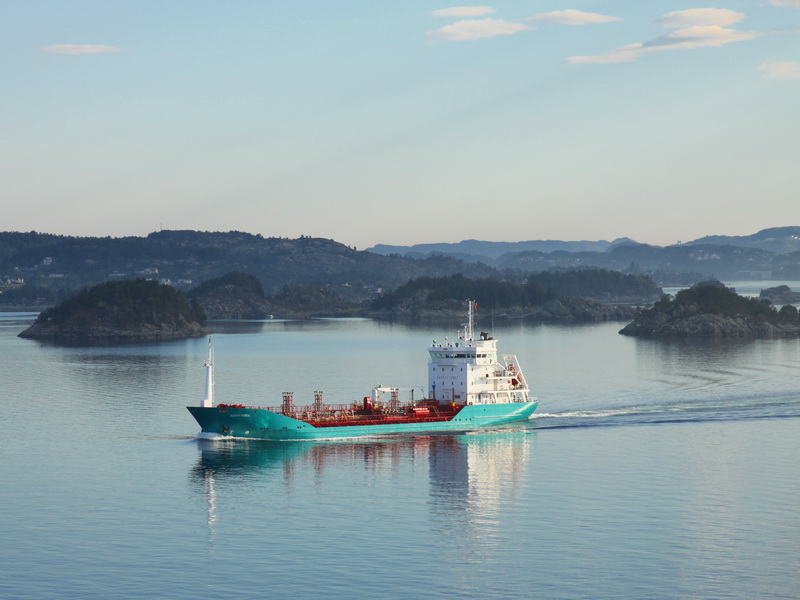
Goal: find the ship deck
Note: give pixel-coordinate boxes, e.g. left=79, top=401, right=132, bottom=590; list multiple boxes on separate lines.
left=217, top=399, right=462, bottom=429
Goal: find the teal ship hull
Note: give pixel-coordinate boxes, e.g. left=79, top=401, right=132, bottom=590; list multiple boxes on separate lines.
left=189, top=302, right=539, bottom=441
left=188, top=401, right=538, bottom=441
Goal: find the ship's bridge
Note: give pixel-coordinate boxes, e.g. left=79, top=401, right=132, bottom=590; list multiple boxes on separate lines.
left=426, top=311, right=528, bottom=406
left=428, top=336, right=497, bottom=365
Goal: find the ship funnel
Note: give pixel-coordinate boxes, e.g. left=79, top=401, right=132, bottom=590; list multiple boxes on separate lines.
left=202, top=337, right=214, bottom=408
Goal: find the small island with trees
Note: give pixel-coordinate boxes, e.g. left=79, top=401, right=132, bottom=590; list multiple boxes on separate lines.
left=365, top=272, right=652, bottom=321
left=26, top=268, right=800, bottom=342
left=18, top=279, right=207, bottom=341
left=619, top=281, right=800, bottom=338
left=17, top=267, right=660, bottom=342
left=188, top=271, right=358, bottom=319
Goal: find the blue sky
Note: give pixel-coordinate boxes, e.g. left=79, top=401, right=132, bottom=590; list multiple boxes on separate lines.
left=2, top=1, right=799, bottom=248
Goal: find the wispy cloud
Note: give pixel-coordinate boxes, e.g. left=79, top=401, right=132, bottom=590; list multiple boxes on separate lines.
left=760, top=60, right=800, bottom=79
left=432, top=6, right=495, bottom=18
left=428, top=18, right=529, bottom=41
left=428, top=7, right=617, bottom=42
left=566, top=9, right=758, bottom=65
left=529, top=10, right=621, bottom=26
left=42, top=44, right=123, bottom=55
left=654, top=8, right=745, bottom=28
left=767, top=0, right=800, bottom=7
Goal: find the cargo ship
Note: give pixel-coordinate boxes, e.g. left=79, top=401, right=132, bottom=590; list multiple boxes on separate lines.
left=187, top=300, right=538, bottom=440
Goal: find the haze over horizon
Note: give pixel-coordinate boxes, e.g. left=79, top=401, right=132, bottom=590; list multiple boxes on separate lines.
left=3, top=2, right=799, bottom=249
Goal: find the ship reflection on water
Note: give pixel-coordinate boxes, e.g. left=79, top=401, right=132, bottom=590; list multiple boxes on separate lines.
left=427, top=432, right=533, bottom=546
left=190, top=431, right=535, bottom=548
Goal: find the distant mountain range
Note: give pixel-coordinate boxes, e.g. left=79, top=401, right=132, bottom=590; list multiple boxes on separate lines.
left=681, top=226, right=800, bottom=254
left=367, top=227, right=800, bottom=282
left=369, top=227, right=800, bottom=260
left=3, top=227, right=800, bottom=309
left=369, top=238, right=638, bottom=260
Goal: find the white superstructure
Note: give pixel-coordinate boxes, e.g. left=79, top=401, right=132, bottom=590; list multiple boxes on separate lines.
left=427, top=300, right=531, bottom=406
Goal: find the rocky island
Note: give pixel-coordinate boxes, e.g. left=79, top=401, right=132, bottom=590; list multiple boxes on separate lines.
left=620, top=281, right=800, bottom=338
left=759, top=285, right=800, bottom=305
left=19, top=279, right=207, bottom=341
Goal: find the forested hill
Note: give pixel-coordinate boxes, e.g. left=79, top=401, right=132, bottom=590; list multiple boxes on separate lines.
left=0, top=230, right=672, bottom=311
left=0, top=230, right=498, bottom=301
left=7, top=228, right=800, bottom=308
left=367, top=272, right=657, bottom=321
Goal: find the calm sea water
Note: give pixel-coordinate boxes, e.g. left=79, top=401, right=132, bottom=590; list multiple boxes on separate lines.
left=1, top=312, right=799, bottom=599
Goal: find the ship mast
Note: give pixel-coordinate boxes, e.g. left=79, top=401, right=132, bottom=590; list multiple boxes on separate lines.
left=202, top=337, right=214, bottom=408
left=463, top=299, right=476, bottom=342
